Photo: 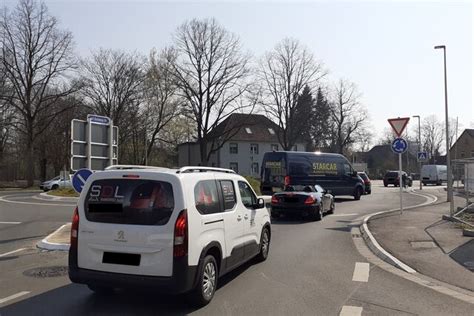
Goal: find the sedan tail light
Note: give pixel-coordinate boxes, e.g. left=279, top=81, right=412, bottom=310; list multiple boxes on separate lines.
left=304, top=196, right=316, bottom=205
left=271, top=196, right=280, bottom=204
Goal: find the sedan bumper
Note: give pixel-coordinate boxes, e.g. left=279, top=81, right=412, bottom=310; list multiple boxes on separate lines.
left=271, top=204, right=320, bottom=216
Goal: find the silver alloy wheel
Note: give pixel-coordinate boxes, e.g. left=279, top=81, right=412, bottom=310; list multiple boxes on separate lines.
left=202, top=261, right=216, bottom=299
left=261, top=229, right=269, bottom=257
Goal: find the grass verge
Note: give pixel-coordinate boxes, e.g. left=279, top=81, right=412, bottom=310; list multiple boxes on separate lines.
left=47, top=187, right=79, bottom=197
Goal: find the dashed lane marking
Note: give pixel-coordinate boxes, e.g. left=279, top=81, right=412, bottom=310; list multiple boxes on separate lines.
left=352, top=262, right=370, bottom=282
left=340, top=305, right=363, bottom=316
left=0, top=248, right=27, bottom=258
left=0, top=221, right=22, bottom=224
left=0, top=291, right=30, bottom=305
left=330, top=213, right=358, bottom=217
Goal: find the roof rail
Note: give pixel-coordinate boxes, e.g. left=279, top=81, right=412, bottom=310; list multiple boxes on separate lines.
left=177, top=166, right=236, bottom=174
left=105, top=165, right=167, bottom=170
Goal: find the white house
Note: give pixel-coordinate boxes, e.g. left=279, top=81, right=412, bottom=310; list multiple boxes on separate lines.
left=177, top=114, right=307, bottom=177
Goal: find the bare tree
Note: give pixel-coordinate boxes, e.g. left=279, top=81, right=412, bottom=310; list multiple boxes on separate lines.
left=421, top=115, right=444, bottom=163
left=170, top=18, right=254, bottom=166
left=260, top=38, right=326, bottom=150
left=79, top=48, right=145, bottom=156
left=329, top=79, right=369, bottom=154
left=142, top=48, right=180, bottom=164
left=0, top=0, right=78, bottom=186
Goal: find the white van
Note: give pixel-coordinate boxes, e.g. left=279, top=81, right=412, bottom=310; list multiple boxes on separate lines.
left=421, top=165, right=447, bottom=186
left=69, top=166, right=271, bottom=306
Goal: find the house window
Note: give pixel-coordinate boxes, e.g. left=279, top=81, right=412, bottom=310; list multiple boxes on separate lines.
left=271, top=144, right=279, bottom=151
left=229, top=143, right=238, bottom=154
left=471, top=151, right=474, bottom=158
left=251, top=162, right=259, bottom=175
left=245, top=127, right=252, bottom=134
left=229, top=162, right=239, bottom=173
left=268, top=128, right=275, bottom=135
left=461, top=152, right=465, bottom=158
left=292, top=145, right=298, bottom=151
left=250, top=143, right=259, bottom=155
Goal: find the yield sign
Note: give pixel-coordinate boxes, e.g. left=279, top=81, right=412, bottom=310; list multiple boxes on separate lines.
left=388, top=117, right=410, bottom=137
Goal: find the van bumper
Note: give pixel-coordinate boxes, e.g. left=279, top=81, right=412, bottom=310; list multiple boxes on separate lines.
left=68, top=247, right=198, bottom=294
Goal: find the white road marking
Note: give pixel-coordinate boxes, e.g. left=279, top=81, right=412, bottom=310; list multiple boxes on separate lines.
left=0, top=195, right=75, bottom=207
left=330, top=213, right=358, bottom=217
left=0, top=221, right=22, bottom=224
left=0, top=248, right=27, bottom=258
left=340, top=305, right=363, bottom=316
left=352, top=262, right=370, bottom=282
left=0, top=291, right=30, bottom=305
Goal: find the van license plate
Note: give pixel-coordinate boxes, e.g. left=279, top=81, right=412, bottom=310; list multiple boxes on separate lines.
left=103, top=252, right=141, bottom=266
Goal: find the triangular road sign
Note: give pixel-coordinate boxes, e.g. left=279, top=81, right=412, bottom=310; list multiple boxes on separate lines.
left=388, top=117, right=410, bottom=137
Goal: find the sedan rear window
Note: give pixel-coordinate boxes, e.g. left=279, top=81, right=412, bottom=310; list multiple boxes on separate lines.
left=85, top=179, right=174, bottom=225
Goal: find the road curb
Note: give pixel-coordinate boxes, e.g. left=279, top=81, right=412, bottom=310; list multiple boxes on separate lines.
left=360, top=191, right=438, bottom=274
left=37, top=224, right=70, bottom=251
left=38, top=192, right=79, bottom=201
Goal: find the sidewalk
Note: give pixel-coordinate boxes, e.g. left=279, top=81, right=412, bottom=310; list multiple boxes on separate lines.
left=368, top=201, right=474, bottom=292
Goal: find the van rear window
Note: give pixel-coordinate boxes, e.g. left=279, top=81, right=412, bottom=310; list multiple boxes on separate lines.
left=85, top=179, right=174, bottom=225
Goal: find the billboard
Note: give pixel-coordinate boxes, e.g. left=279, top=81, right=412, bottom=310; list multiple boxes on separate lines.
left=71, top=115, right=118, bottom=171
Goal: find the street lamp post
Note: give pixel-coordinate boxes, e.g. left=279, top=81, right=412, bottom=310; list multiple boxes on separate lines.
left=434, top=45, right=454, bottom=215
left=413, top=115, right=422, bottom=190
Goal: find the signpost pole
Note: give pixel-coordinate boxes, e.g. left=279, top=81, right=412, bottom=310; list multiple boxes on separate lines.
left=399, top=153, right=403, bottom=214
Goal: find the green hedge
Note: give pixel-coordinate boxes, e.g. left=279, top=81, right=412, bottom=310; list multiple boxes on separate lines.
left=244, top=176, right=261, bottom=196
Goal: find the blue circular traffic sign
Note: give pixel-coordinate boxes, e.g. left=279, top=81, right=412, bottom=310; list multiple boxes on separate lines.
left=72, top=168, right=93, bottom=193
left=391, top=138, right=408, bottom=154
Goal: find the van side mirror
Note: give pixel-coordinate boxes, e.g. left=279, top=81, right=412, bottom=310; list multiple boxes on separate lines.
left=352, top=171, right=358, bottom=177
left=254, top=198, right=265, bottom=209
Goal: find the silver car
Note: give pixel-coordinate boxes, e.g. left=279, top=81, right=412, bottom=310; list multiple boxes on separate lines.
left=39, top=176, right=72, bottom=191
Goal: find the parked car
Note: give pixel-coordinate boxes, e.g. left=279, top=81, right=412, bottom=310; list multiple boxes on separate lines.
left=383, top=171, right=412, bottom=187
left=357, top=172, right=371, bottom=194
left=39, top=176, right=72, bottom=191
left=270, top=184, right=335, bottom=221
left=261, top=151, right=365, bottom=200
left=68, top=166, right=271, bottom=307
left=421, top=165, right=447, bottom=186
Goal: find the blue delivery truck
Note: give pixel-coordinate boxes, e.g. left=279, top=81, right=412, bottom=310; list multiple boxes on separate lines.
left=260, top=151, right=365, bottom=200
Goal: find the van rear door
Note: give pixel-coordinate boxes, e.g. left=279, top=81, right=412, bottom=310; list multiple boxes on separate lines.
left=77, top=177, right=178, bottom=277
left=261, top=152, right=287, bottom=194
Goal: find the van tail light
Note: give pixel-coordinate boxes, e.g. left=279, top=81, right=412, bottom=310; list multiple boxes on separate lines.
left=174, top=210, right=188, bottom=257
left=284, top=176, right=291, bottom=186
left=304, top=196, right=316, bottom=205
left=271, top=195, right=280, bottom=204
left=71, top=207, right=79, bottom=247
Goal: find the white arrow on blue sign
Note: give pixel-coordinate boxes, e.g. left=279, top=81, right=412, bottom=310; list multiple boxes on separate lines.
left=72, top=168, right=93, bottom=193
left=391, top=138, right=408, bottom=154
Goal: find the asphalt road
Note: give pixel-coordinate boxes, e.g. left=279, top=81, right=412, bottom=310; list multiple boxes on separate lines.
left=1, top=183, right=473, bottom=315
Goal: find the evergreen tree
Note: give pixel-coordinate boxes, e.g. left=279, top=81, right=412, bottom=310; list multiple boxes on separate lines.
left=293, top=86, right=314, bottom=150
left=311, top=87, right=332, bottom=150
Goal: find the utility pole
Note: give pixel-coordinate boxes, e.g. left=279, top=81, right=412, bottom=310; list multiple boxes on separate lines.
left=413, top=115, right=422, bottom=190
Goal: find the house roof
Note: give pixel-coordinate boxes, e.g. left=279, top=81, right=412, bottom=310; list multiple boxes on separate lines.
left=450, top=128, right=474, bottom=152
left=207, top=113, right=283, bottom=143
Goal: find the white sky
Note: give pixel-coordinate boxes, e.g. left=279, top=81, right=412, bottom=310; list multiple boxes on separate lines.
left=6, top=0, right=473, bottom=144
